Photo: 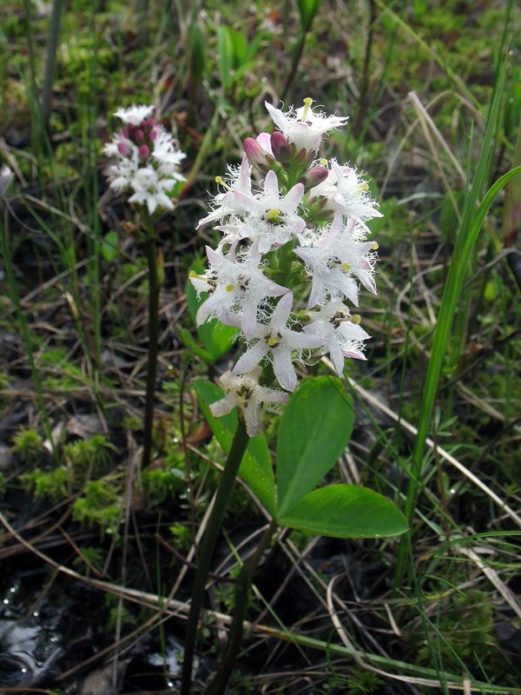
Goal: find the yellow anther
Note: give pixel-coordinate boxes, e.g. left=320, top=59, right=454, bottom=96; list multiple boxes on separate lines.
left=266, top=208, right=283, bottom=224
left=215, top=175, right=230, bottom=189
left=267, top=336, right=279, bottom=348
left=225, top=283, right=235, bottom=292
left=302, top=97, right=313, bottom=121
left=359, top=182, right=369, bottom=192
left=189, top=270, right=198, bottom=279
left=340, top=262, right=351, bottom=272
left=319, top=158, right=328, bottom=166
left=372, top=241, right=379, bottom=250
left=351, top=314, right=362, bottom=325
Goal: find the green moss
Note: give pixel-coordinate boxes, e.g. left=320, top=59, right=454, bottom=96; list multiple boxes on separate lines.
left=140, top=466, right=183, bottom=507
left=12, top=428, right=44, bottom=464
left=64, top=435, right=115, bottom=480
left=72, top=480, right=121, bottom=535
left=21, top=466, right=71, bottom=502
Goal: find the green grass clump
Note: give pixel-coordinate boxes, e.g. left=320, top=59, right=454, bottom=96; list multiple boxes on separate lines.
left=21, top=466, right=70, bottom=502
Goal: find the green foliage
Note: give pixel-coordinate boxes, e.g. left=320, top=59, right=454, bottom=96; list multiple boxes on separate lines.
left=140, top=466, right=183, bottom=506
left=276, top=377, right=355, bottom=516
left=0, top=472, right=6, bottom=498
left=72, top=546, right=104, bottom=575
left=101, top=230, right=119, bottom=263
left=297, top=0, right=322, bottom=32
left=64, top=435, right=115, bottom=479
left=170, top=522, right=192, bottom=552
left=278, top=484, right=407, bottom=539
left=72, top=480, right=121, bottom=534
left=21, top=466, right=70, bottom=502
left=12, top=428, right=44, bottom=464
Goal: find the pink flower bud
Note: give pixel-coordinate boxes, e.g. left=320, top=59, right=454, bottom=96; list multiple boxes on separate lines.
left=149, top=126, right=159, bottom=141
left=270, top=131, right=290, bottom=162
left=243, top=137, right=266, bottom=166
left=138, top=144, right=150, bottom=159
left=303, top=165, right=328, bottom=190
left=135, top=129, right=145, bottom=142
left=117, top=140, right=131, bottom=156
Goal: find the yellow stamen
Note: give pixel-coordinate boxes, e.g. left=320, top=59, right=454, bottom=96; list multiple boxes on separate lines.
left=267, top=336, right=279, bottom=347
left=215, top=175, right=230, bottom=190
left=266, top=208, right=283, bottom=224
left=351, top=314, right=362, bottom=324
left=225, top=283, right=235, bottom=292
left=319, top=158, right=328, bottom=166
left=340, top=262, right=351, bottom=273
left=189, top=270, right=198, bottom=279
left=359, top=182, right=369, bottom=192
left=372, top=241, right=379, bottom=250
left=302, top=97, right=313, bottom=121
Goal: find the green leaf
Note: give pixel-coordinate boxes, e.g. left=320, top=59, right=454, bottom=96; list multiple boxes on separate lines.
left=189, top=21, right=206, bottom=81
left=276, top=377, right=355, bottom=516
left=278, top=485, right=408, bottom=538
left=217, top=25, right=234, bottom=91
left=194, top=380, right=275, bottom=514
left=296, top=0, right=322, bottom=31
left=186, top=259, right=238, bottom=363
left=101, top=231, right=119, bottom=263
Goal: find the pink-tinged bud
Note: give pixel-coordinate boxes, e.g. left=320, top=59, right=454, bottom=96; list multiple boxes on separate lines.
left=134, top=129, right=145, bottom=142
left=149, top=126, right=159, bottom=141
left=270, top=131, right=290, bottom=162
left=138, top=144, right=150, bottom=159
left=121, top=126, right=130, bottom=138
left=303, top=165, right=328, bottom=190
left=243, top=137, right=263, bottom=165
left=117, top=140, right=131, bottom=156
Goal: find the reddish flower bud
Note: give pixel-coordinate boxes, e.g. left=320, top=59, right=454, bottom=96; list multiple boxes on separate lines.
left=303, top=165, right=329, bottom=190
left=138, top=144, right=150, bottom=159
left=134, top=129, right=145, bottom=142
left=243, top=137, right=265, bottom=166
left=270, top=131, right=290, bottom=162
left=117, top=140, right=131, bottom=156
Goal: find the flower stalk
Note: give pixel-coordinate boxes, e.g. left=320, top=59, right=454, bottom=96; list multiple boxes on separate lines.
left=204, top=519, right=278, bottom=695
left=142, top=216, right=161, bottom=469
left=181, top=418, right=250, bottom=695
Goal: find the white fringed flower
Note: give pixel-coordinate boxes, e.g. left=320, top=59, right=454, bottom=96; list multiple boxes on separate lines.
left=303, top=302, right=371, bottom=376
left=265, top=98, right=348, bottom=153
left=232, top=293, right=324, bottom=391
left=295, top=213, right=377, bottom=307
left=114, top=104, right=154, bottom=125
left=104, top=105, right=185, bottom=214
left=193, top=246, right=289, bottom=333
left=218, top=170, right=306, bottom=254
left=310, top=159, right=382, bottom=225
left=210, top=368, right=288, bottom=437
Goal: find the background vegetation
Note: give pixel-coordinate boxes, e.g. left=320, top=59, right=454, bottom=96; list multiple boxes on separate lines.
left=0, top=0, right=520, bottom=692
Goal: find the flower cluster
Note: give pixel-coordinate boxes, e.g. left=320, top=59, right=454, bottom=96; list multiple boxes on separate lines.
left=192, top=99, right=381, bottom=436
left=104, top=105, right=186, bottom=214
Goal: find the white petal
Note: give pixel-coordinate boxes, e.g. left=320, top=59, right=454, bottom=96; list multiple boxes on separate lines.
left=283, top=183, right=304, bottom=212
left=273, top=347, right=297, bottom=391
left=210, top=393, right=237, bottom=417
left=232, top=342, right=268, bottom=375
left=330, top=342, right=345, bottom=377
left=284, top=331, right=324, bottom=350
left=264, top=170, right=279, bottom=198
left=243, top=400, right=262, bottom=437
left=271, top=292, right=293, bottom=331
left=265, top=102, right=287, bottom=132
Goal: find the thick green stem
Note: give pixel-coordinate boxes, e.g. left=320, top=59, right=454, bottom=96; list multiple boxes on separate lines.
left=181, top=418, right=250, bottom=695
left=142, top=231, right=160, bottom=469
left=204, top=520, right=277, bottom=695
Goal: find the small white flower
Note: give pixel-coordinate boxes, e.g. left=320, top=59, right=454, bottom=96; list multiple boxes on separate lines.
left=197, top=157, right=254, bottom=228
left=304, top=302, right=371, bottom=375
left=210, top=368, right=288, bottom=437
left=114, top=104, right=154, bottom=126
left=193, top=246, right=289, bottom=333
left=310, top=160, right=382, bottom=225
left=265, top=98, right=348, bottom=153
left=128, top=167, right=175, bottom=214
left=152, top=131, right=186, bottom=178
left=295, top=213, right=377, bottom=307
left=218, top=170, right=306, bottom=254
left=232, top=292, right=324, bottom=391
